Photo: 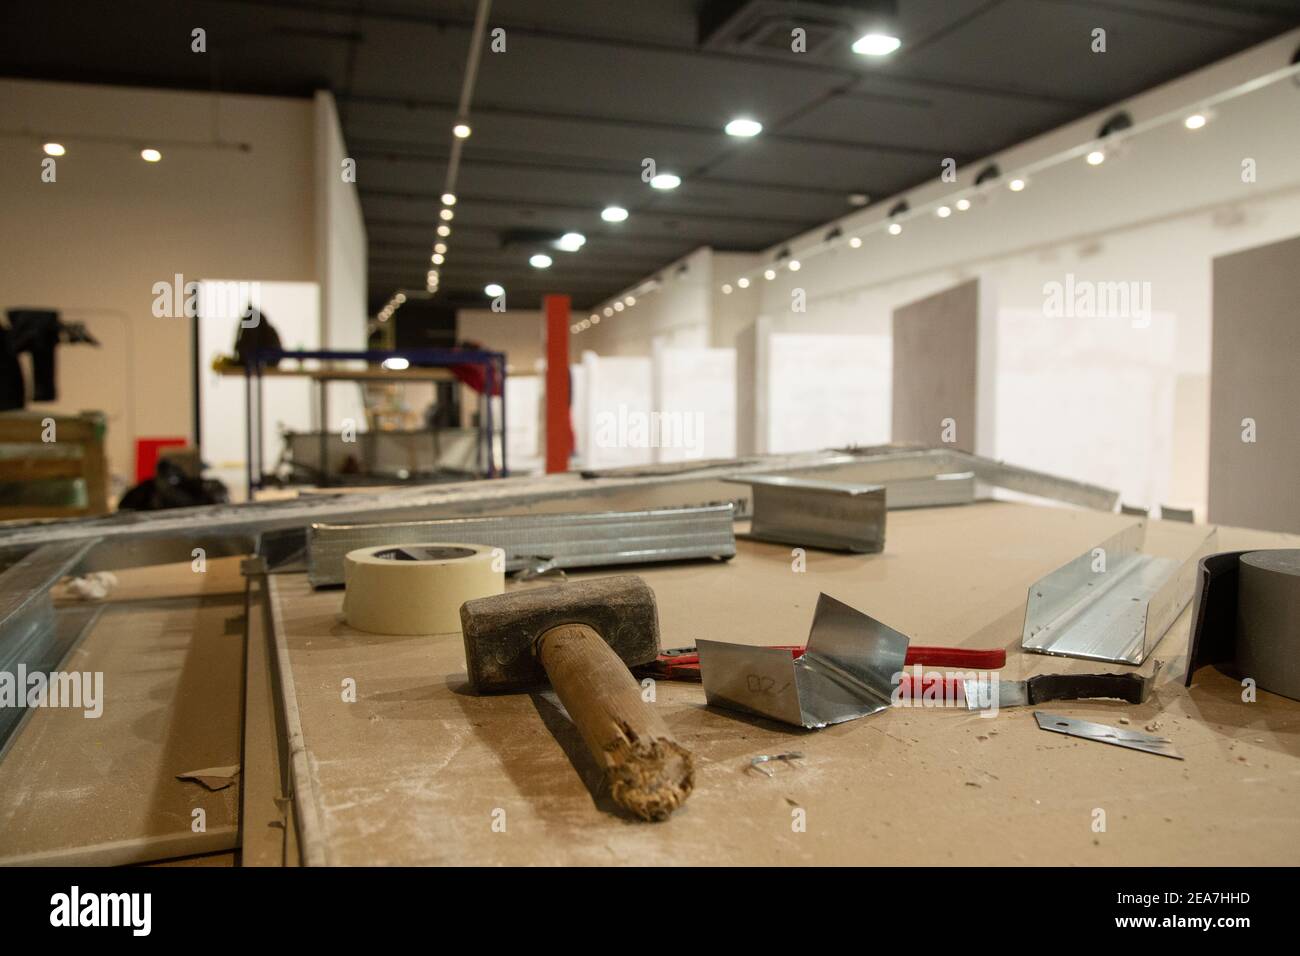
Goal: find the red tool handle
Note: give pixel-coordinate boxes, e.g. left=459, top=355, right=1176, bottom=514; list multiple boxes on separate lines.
left=906, top=645, right=1005, bottom=669
left=645, top=644, right=1005, bottom=681
left=895, top=673, right=966, bottom=702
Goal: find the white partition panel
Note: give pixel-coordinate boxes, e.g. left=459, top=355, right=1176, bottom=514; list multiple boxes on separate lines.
left=569, top=360, right=587, bottom=467
left=652, top=347, right=736, bottom=463
left=198, top=280, right=320, bottom=499
left=761, top=331, right=891, bottom=454
left=577, top=351, right=654, bottom=469
left=502, top=375, right=542, bottom=475
left=995, top=308, right=1177, bottom=509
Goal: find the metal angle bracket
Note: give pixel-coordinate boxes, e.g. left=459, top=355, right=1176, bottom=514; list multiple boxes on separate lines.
left=697, top=593, right=909, bottom=729
left=1021, top=521, right=1217, bottom=665
left=726, top=475, right=885, bottom=553
left=306, top=505, right=737, bottom=588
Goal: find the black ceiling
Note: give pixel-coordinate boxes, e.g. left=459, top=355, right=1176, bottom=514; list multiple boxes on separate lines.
left=4, top=0, right=1299, bottom=313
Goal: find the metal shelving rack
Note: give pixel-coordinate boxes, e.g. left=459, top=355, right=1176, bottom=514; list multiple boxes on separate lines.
left=241, top=348, right=507, bottom=494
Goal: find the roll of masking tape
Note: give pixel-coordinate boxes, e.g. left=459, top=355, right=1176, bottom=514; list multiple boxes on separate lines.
left=343, top=542, right=503, bottom=636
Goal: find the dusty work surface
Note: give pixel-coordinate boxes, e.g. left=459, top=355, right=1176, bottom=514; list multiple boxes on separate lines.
left=0, top=561, right=245, bottom=865
left=271, top=502, right=1300, bottom=865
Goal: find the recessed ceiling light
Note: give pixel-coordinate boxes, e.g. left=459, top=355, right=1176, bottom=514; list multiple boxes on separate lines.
left=852, top=33, right=901, bottom=56
left=434, top=242, right=447, bottom=254
left=888, top=222, right=903, bottom=235
left=737, top=277, right=750, bottom=288
left=590, top=315, right=600, bottom=324
left=613, top=301, right=625, bottom=312
left=624, top=295, right=635, bottom=306
left=601, top=205, right=629, bottom=222
left=440, top=208, right=454, bottom=221
left=43, top=142, right=65, bottom=156
left=437, top=225, right=451, bottom=237
left=937, top=205, right=952, bottom=218
left=764, top=268, right=776, bottom=280
left=441, top=193, right=457, bottom=205
left=650, top=173, right=681, bottom=190
left=849, top=236, right=862, bottom=248
left=1086, top=149, right=1106, bottom=166
left=1008, top=178, right=1026, bottom=191
left=1184, top=113, right=1207, bottom=130
left=530, top=253, right=552, bottom=269
left=432, top=253, right=445, bottom=264
left=453, top=123, right=472, bottom=139
left=725, top=118, right=762, bottom=138
left=485, top=283, right=505, bottom=297
left=394, top=293, right=406, bottom=303
left=721, top=283, right=733, bottom=294
left=140, top=148, right=162, bottom=162
left=956, top=198, right=971, bottom=211
left=788, top=260, right=801, bottom=271
left=557, top=232, right=586, bottom=251
left=604, top=307, right=613, bottom=317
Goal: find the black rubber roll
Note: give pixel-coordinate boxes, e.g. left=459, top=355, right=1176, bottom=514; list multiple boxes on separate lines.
left=1236, top=549, right=1300, bottom=701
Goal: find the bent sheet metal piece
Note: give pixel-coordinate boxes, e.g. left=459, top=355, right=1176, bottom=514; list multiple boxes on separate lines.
left=697, top=593, right=908, bottom=729
left=1033, top=710, right=1183, bottom=760
left=725, top=475, right=886, bottom=553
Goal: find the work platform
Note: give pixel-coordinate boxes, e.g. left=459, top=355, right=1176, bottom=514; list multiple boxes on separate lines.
left=3, top=491, right=1295, bottom=866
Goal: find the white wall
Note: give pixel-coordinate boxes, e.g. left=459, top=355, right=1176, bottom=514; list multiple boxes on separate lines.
left=0, top=78, right=368, bottom=495
left=457, top=308, right=544, bottom=373
left=578, top=247, right=714, bottom=357
left=576, top=30, right=1300, bottom=518
left=314, top=91, right=369, bottom=436
left=744, top=31, right=1300, bottom=517
left=457, top=308, right=546, bottom=473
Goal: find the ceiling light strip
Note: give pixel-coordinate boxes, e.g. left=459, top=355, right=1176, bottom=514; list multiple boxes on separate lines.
left=712, top=58, right=1300, bottom=291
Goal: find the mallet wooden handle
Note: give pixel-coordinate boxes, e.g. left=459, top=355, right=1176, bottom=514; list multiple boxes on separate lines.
left=538, top=623, right=694, bottom=821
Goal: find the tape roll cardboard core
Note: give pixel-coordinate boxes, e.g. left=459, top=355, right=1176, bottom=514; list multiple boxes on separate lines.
left=343, top=542, right=503, bottom=635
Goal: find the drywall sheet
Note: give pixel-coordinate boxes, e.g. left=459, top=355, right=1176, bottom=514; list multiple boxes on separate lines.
left=1209, top=235, right=1300, bottom=533
left=272, top=504, right=1300, bottom=866
left=577, top=352, right=654, bottom=469
left=652, top=347, right=736, bottom=463
left=762, top=331, right=890, bottom=453
left=995, top=307, right=1177, bottom=511
left=734, top=321, right=758, bottom=457
left=891, top=279, right=980, bottom=452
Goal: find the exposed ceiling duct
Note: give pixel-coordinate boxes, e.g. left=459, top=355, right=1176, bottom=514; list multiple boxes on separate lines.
left=699, top=0, right=898, bottom=58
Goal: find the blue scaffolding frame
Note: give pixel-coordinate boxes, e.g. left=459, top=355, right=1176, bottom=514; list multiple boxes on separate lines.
left=241, top=348, right=508, bottom=493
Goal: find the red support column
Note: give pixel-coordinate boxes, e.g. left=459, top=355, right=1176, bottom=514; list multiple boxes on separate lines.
left=544, top=294, right=572, bottom=473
